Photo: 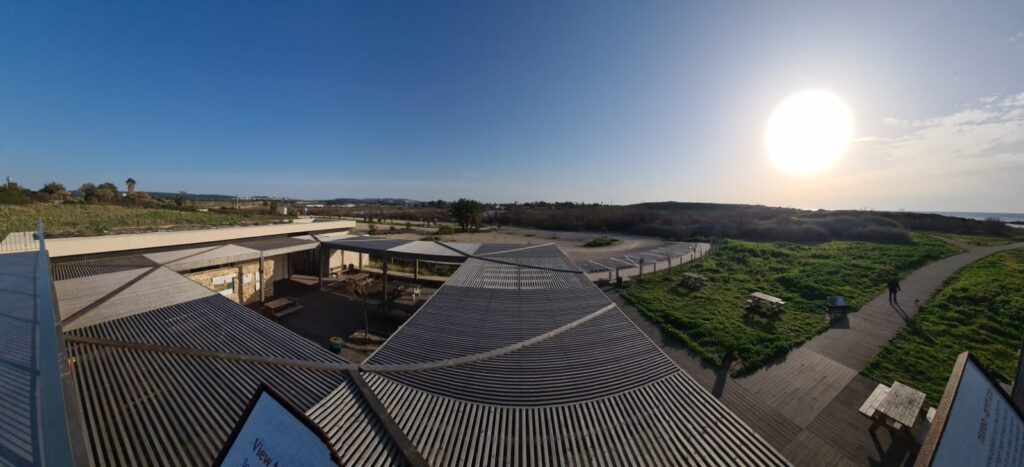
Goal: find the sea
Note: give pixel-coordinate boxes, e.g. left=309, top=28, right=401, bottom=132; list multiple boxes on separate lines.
left=925, top=211, right=1024, bottom=227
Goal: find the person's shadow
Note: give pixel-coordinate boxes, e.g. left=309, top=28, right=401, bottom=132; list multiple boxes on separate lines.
left=890, top=300, right=910, bottom=323
left=712, top=350, right=736, bottom=398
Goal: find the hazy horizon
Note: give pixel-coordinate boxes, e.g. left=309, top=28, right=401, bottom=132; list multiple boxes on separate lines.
left=2, top=1, right=1022, bottom=212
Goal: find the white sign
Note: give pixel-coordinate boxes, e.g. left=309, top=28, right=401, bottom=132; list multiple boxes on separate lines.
left=216, top=386, right=338, bottom=467
left=928, top=357, right=1024, bottom=466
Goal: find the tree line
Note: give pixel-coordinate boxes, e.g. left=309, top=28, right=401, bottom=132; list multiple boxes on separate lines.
left=0, top=177, right=197, bottom=209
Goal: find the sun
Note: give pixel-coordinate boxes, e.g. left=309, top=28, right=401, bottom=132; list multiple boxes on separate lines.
left=765, top=90, right=853, bottom=174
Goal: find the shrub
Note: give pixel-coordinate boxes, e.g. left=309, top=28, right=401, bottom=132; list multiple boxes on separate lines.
left=583, top=236, right=619, bottom=247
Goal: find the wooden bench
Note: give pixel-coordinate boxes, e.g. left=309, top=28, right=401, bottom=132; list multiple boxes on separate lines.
left=916, top=407, right=938, bottom=444
left=859, top=383, right=890, bottom=418
left=264, top=297, right=303, bottom=319
left=747, top=292, right=785, bottom=314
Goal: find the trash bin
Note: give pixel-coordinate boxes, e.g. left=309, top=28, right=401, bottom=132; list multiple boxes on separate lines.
left=328, top=336, right=344, bottom=352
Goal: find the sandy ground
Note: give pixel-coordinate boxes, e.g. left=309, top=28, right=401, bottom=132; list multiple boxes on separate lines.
left=354, top=223, right=670, bottom=263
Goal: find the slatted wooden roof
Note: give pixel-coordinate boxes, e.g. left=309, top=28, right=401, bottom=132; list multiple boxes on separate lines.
left=315, top=241, right=791, bottom=465
left=53, top=267, right=394, bottom=467
left=50, top=239, right=790, bottom=466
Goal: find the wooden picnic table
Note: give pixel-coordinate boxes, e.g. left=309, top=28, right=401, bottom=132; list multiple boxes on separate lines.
left=680, top=272, right=707, bottom=288
left=875, top=381, right=926, bottom=429
left=264, top=297, right=302, bottom=318
left=748, top=292, right=785, bottom=313
left=390, top=280, right=423, bottom=300
left=265, top=297, right=293, bottom=310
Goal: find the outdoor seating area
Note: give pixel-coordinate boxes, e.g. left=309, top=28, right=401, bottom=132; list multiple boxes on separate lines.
left=859, top=381, right=934, bottom=441
left=747, top=292, right=785, bottom=314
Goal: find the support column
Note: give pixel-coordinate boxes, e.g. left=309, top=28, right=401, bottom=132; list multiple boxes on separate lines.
left=382, top=260, right=389, bottom=314
left=259, top=252, right=265, bottom=303
left=318, top=246, right=324, bottom=290
left=237, top=265, right=245, bottom=304
left=414, top=259, right=419, bottom=280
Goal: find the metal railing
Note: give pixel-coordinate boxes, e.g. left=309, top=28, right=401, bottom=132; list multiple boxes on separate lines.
left=0, top=230, right=39, bottom=253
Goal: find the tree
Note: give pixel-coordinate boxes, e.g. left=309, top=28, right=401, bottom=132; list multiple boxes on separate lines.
left=449, top=198, right=484, bottom=231
left=174, top=191, right=191, bottom=206
left=40, top=182, right=67, bottom=197
left=98, top=182, right=118, bottom=192
left=125, top=178, right=136, bottom=194
left=79, top=183, right=98, bottom=203
left=124, top=191, right=153, bottom=207
left=94, top=188, right=116, bottom=203
left=0, top=182, right=31, bottom=204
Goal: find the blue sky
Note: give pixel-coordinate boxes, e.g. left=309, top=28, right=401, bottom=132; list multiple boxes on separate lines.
left=2, top=1, right=1022, bottom=211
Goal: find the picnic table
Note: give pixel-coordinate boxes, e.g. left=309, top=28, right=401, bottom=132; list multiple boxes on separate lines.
left=859, top=381, right=927, bottom=430
left=679, top=272, right=707, bottom=289
left=747, top=292, right=785, bottom=314
left=264, top=297, right=303, bottom=319
left=390, top=280, right=422, bottom=301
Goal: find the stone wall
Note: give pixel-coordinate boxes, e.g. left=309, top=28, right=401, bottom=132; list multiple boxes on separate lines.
left=184, top=258, right=276, bottom=305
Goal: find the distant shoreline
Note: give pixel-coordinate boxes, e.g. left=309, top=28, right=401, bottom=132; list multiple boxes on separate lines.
left=922, top=211, right=1024, bottom=223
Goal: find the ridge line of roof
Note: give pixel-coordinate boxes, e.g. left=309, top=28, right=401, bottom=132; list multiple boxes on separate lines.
left=365, top=370, right=688, bottom=410
left=438, top=241, right=585, bottom=274
left=360, top=303, right=617, bottom=373
left=345, top=369, right=429, bottom=467
left=65, top=335, right=356, bottom=372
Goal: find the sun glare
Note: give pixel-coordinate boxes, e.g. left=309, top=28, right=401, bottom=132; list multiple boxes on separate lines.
left=765, top=90, right=853, bottom=175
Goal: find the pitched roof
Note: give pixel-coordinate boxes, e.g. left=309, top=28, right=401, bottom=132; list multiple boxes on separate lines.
left=312, top=242, right=790, bottom=465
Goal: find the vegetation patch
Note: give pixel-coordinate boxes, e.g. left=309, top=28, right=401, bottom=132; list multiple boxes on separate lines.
left=500, top=202, right=1019, bottom=244
left=1, top=204, right=284, bottom=240
left=864, top=249, right=1024, bottom=406
left=620, top=235, right=962, bottom=374
left=942, top=233, right=1024, bottom=246
left=583, top=236, right=620, bottom=247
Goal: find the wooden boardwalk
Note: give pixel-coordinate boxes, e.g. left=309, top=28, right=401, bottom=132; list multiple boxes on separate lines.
left=608, top=238, right=1024, bottom=466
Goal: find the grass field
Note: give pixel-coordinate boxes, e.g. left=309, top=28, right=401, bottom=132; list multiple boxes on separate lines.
left=620, top=235, right=962, bottom=374
left=863, top=249, right=1024, bottom=405
left=1, top=204, right=285, bottom=240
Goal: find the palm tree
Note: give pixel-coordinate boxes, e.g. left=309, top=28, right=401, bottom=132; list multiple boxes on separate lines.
left=125, top=178, right=136, bottom=194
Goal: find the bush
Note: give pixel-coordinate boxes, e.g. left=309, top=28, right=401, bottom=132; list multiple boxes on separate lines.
left=436, top=225, right=456, bottom=235
left=583, top=236, right=619, bottom=247
left=497, top=202, right=1021, bottom=244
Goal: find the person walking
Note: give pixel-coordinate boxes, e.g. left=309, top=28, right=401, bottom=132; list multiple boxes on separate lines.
left=887, top=276, right=901, bottom=304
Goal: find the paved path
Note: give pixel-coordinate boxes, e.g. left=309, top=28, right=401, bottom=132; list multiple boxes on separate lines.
left=609, top=239, right=1024, bottom=466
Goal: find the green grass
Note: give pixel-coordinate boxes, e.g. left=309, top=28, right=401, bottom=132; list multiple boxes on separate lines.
left=864, top=249, right=1024, bottom=406
left=620, top=235, right=962, bottom=374
left=1, top=203, right=285, bottom=239
left=583, top=236, right=619, bottom=247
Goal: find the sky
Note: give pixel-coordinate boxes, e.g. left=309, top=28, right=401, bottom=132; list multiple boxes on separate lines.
left=1, top=1, right=1022, bottom=211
